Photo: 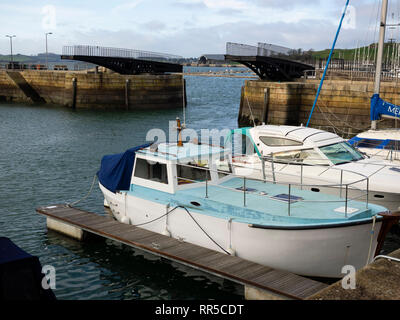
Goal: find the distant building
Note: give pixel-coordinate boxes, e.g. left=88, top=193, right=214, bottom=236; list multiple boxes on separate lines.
left=198, top=54, right=226, bottom=64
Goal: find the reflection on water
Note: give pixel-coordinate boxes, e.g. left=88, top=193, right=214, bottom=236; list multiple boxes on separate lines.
left=44, top=231, right=243, bottom=300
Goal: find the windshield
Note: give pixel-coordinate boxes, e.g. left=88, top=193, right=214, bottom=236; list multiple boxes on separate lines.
left=319, top=142, right=364, bottom=165
left=177, top=159, right=210, bottom=185
left=272, top=148, right=330, bottom=166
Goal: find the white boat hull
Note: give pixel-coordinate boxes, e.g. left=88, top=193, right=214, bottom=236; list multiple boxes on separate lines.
left=100, top=183, right=383, bottom=279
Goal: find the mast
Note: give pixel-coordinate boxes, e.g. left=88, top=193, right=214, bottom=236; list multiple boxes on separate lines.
left=372, top=0, right=389, bottom=130
left=306, top=0, right=350, bottom=127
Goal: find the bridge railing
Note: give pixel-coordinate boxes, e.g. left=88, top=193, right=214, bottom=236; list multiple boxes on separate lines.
left=226, top=42, right=290, bottom=57
left=62, top=45, right=183, bottom=63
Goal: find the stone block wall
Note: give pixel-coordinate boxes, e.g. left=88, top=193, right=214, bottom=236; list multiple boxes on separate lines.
left=0, top=70, right=184, bottom=110
left=239, top=79, right=400, bottom=137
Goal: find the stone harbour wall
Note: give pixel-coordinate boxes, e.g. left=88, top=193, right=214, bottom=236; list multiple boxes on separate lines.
left=239, top=79, right=400, bottom=137
left=0, top=70, right=184, bottom=110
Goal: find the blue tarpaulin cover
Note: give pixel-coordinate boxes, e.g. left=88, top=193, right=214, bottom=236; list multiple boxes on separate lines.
left=0, top=237, right=56, bottom=300
left=98, top=143, right=151, bottom=193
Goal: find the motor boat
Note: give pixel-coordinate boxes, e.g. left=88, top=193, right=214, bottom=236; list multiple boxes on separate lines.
left=227, top=125, right=400, bottom=212
left=348, top=129, right=400, bottom=163
left=97, top=124, right=398, bottom=278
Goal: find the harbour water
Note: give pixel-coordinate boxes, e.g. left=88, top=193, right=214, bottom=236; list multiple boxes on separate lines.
left=0, top=67, right=399, bottom=300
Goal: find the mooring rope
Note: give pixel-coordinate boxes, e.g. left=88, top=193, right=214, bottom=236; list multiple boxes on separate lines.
left=66, top=175, right=230, bottom=254
left=366, top=215, right=377, bottom=265
left=129, top=204, right=231, bottom=255
left=66, top=173, right=98, bottom=207
left=245, top=95, right=257, bottom=127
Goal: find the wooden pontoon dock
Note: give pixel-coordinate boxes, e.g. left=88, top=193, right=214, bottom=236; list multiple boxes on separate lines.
left=36, top=204, right=328, bottom=300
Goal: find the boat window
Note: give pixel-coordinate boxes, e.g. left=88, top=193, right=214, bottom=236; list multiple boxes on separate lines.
left=215, top=156, right=233, bottom=179
left=177, top=160, right=211, bottom=185
left=259, top=136, right=303, bottom=147
left=319, top=142, right=364, bottom=165
left=134, top=158, right=168, bottom=184
left=354, top=139, right=384, bottom=149
left=272, top=149, right=330, bottom=166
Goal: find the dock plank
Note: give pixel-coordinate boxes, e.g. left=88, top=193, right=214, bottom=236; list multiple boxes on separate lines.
left=36, top=204, right=328, bottom=300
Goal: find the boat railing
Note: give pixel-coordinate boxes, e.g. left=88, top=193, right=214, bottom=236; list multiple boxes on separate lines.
left=176, top=160, right=370, bottom=218
left=352, top=139, right=400, bottom=161
left=231, top=151, right=370, bottom=185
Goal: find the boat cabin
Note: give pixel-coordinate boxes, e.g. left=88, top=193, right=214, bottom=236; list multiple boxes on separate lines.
left=131, top=142, right=233, bottom=194
left=227, top=125, right=366, bottom=166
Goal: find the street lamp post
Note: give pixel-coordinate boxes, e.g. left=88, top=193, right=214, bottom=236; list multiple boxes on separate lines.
left=45, top=32, right=52, bottom=70
left=5, top=35, right=16, bottom=69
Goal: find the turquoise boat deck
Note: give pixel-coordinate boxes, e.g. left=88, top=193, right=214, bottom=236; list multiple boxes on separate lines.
left=128, top=177, right=386, bottom=228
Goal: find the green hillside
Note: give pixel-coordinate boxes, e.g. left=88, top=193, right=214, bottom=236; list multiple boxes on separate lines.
left=312, top=43, right=398, bottom=61
left=0, top=53, right=62, bottom=63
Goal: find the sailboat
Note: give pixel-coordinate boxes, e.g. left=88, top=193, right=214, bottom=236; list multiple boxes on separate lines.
left=348, top=0, right=400, bottom=162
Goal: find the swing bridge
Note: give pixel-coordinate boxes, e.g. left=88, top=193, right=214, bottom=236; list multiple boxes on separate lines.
left=61, top=45, right=183, bottom=75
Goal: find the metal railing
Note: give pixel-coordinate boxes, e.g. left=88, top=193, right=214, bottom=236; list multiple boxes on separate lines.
left=226, top=42, right=291, bottom=57
left=0, top=62, right=96, bottom=71
left=175, top=157, right=371, bottom=218
left=62, top=45, right=182, bottom=62
left=353, top=140, right=400, bottom=162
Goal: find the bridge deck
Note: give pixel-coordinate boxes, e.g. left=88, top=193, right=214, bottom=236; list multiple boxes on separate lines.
left=225, top=54, right=314, bottom=81
left=61, top=55, right=182, bottom=75
left=36, top=204, right=328, bottom=300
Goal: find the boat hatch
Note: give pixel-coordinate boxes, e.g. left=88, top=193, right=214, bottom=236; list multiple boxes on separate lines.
left=271, top=194, right=304, bottom=203
left=334, top=207, right=359, bottom=214
left=235, top=187, right=258, bottom=192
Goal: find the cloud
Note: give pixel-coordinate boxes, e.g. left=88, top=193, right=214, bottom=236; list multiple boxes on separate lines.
left=204, top=0, right=247, bottom=10
left=172, top=0, right=207, bottom=10
left=0, top=0, right=387, bottom=58
left=139, top=20, right=167, bottom=32
left=111, top=0, right=142, bottom=14
left=216, top=8, right=243, bottom=16
left=252, top=0, right=321, bottom=9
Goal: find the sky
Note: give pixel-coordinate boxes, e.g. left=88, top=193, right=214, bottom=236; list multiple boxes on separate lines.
left=1, top=0, right=400, bottom=57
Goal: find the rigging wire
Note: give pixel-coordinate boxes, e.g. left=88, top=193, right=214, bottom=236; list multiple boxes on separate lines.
left=306, top=0, right=350, bottom=127
left=245, top=95, right=257, bottom=127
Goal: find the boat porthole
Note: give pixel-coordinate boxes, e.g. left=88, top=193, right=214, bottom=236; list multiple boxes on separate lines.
left=311, top=188, right=320, bottom=192
left=190, top=201, right=201, bottom=207
left=374, top=194, right=384, bottom=199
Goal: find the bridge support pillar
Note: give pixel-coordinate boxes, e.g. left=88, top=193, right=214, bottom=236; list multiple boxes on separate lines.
left=125, top=79, right=130, bottom=110
left=71, top=77, right=77, bottom=109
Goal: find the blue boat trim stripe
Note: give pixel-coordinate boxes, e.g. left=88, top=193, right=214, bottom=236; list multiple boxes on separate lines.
left=249, top=216, right=383, bottom=230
